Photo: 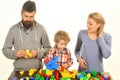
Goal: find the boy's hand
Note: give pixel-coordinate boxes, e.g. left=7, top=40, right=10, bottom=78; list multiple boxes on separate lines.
left=63, top=63, right=69, bottom=69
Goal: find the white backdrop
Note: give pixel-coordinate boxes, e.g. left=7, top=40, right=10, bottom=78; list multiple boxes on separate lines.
left=0, top=0, right=120, bottom=79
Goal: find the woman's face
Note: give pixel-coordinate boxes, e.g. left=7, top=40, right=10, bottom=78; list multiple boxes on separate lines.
left=87, top=18, right=100, bottom=33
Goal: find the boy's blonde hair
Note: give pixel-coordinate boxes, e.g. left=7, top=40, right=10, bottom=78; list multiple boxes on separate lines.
left=54, top=30, right=70, bottom=43
left=88, top=12, right=105, bottom=36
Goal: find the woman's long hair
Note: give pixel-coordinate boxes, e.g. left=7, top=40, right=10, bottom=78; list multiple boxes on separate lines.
left=88, top=12, right=105, bottom=37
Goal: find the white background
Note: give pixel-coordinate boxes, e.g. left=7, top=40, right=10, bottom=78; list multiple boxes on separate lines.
left=0, top=0, right=120, bottom=79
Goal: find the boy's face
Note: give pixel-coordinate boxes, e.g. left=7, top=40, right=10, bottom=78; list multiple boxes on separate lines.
left=56, top=39, right=67, bottom=51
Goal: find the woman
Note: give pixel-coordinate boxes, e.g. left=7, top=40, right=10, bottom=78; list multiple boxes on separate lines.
left=75, top=12, right=112, bottom=72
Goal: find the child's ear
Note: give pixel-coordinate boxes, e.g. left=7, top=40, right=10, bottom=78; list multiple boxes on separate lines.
left=55, top=42, right=57, bottom=45
left=55, top=43, right=58, bottom=47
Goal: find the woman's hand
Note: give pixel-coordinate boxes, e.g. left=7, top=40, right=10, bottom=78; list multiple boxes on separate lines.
left=78, top=57, right=87, bottom=69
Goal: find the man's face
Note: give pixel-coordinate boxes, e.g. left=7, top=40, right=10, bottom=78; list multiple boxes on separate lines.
left=21, top=11, right=36, bottom=29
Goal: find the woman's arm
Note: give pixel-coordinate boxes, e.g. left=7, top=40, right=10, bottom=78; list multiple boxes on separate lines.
left=97, top=33, right=112, bottom=58
left=74, top=31, right=87, bottom=69
left=75, top=31, right=82, bottom=59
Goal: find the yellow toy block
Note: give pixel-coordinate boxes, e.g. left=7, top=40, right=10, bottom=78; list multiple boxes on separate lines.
left=29, top=68, right=36, bottom=77
left=19, top=70, right=24, bottom=76
left=25, top=50, right=32, bottom=58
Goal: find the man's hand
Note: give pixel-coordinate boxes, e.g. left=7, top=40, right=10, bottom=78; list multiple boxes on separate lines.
left=30, top=50, right=38, bottom=58
left=17, top=50, right=26, bottom=58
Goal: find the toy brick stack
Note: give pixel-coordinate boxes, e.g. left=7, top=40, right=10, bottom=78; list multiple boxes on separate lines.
left=13, top=69, right=112, bottom=80
left=13, top=56, right=112, bottom=80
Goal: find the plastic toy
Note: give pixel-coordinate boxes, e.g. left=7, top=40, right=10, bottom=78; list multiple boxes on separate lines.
left=60, top=77, right=71, bottom=80
left=103, top=74, right=111, bottom=80
left=35, top=73, right=45, bottom=80
left=13, top=65, right=112, bottom=80
left=53, top=70, right=61, bottom=80
left=45, top=56, right=59, bottom=70
left=91, top=69, right=97, bottom=77
left=50, top=75, right=56, bottom=80
left=25, top=49, right=32, bottom=58
left=13, top=77, right=18, bottom=80
left=19, top=70, right=25, bottom=76
left=77, top=69, right=111, bottom=80
left=29, top=68, right=37, bottom=77
left=59, top=68, right=77, bottom=78
left=38, top=69, right=53, bottom=79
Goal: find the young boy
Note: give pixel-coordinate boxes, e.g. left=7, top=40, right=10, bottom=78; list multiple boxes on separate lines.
left=45, top=30, right=73, bottom=69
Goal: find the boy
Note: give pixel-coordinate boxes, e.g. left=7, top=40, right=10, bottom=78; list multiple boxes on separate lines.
left=45, top=30, right=73, bottom=69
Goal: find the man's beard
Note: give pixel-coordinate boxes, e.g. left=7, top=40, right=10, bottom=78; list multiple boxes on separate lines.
left=22, top=21, right=33, bottom=29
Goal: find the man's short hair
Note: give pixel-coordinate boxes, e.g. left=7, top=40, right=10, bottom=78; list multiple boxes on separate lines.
left=22, top=0, right=36, bottom=12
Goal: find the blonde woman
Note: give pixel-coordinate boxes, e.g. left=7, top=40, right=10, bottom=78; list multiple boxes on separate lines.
left=75, top=12, right=112, bottom=72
